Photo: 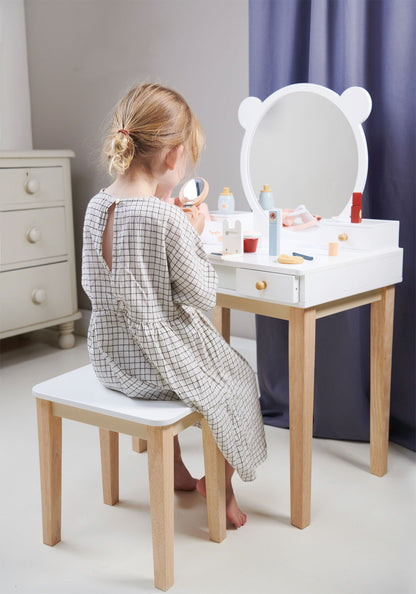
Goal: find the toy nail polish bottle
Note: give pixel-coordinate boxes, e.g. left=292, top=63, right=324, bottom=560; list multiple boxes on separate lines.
left=218, top=187, right=235, bottom=213
left=259, top=184, right=274, bottom=210
left=269, top=209, right=281, bottom=256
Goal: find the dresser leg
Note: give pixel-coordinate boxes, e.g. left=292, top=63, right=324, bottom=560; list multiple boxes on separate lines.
left=370, top=286, right=395, bottom=476
left=289, top=307, right=316, bottom=529
left=58, top=321, right=75, bottom=349
left=213, top=305, right=230, bottom=344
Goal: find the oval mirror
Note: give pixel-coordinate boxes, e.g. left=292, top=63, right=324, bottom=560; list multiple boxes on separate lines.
left=179, top=177, right=209, bottom=209
left=239, top=84, right=371, bottom=234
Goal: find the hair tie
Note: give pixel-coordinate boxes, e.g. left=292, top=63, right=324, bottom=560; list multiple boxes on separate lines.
left=118, top=129, right=130, bottom=136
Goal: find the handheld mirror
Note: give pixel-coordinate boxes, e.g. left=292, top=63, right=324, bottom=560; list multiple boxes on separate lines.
left=238, top=84, right=372, bottom=237
left=179, top=177, right=209, bottom=212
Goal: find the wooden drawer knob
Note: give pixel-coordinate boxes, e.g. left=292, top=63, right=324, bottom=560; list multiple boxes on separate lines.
left=256, top=280, right=267, bottom=290
left=338, top=233, right=348, bottom=241
left=26, top=227, right=41, bottom=243
left=32, top=288, right=46, bottom=304
left=25, top=178, right=40, bottom=194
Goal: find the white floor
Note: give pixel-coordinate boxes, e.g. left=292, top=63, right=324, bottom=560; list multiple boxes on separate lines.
left=1, top=331, right=415, bottom=594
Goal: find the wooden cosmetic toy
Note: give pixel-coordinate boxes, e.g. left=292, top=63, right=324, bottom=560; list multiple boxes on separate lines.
left=328, top=242, right=339, bottom=256
left=179, top=177, right=209, bottom=212
left=351, top=191, right=363, bottom=223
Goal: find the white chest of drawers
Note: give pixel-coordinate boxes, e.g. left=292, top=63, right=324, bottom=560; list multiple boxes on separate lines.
left=0, top=150, right=81, bottom=348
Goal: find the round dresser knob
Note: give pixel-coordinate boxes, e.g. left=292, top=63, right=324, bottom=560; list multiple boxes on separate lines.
left=256, top=280, right=267, bottom=290
left=26, top=227, right=41, bottom=243
left=32, top=289, right=46, bottom=305
left=25, top=178, right=40, bottom=194
left=338, top=233, right=348, bottom=241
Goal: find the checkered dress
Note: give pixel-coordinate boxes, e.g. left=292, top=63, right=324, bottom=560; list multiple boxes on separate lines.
left=82, top=191, right=266, bottom=481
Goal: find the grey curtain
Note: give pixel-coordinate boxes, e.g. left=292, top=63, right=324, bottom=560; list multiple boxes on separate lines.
left=250, top=0, right=416, bottom=450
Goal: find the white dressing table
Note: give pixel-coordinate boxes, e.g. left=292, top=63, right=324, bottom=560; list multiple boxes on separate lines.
left=206, top=84, right=403, bottom=529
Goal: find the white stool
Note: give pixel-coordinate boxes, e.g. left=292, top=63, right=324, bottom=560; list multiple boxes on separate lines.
left=33, top=364, right=226, bottom=591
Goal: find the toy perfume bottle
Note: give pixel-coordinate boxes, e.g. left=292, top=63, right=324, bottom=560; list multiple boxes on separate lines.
left=217, top=187, right=235, bottom=213
left=259, top=184, right=274, bottom=210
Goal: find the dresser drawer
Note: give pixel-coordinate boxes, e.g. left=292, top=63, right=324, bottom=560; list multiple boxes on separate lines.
left=1, top=262, right=73, bottom=332
left=0, top=167, right=65, bottom=206
left=0, top=207, right=67, bottom=265
left=236, top=268, right=299, bottom=303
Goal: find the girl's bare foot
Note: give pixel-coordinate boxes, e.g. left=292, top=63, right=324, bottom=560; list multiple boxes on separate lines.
left=196, top=476, right=247, bottom=528
left=173, top=435, right=197, bottom=491
left=174, top=457, right=197, bottom=491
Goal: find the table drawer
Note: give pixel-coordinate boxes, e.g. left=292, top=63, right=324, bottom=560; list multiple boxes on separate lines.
left=236, top=268, right=299, bottom=303
left=0, top=207, right=67, bottom=265
left=0, top=166, right=65, bottom=206
left=1, top=262, right=73, bottom=332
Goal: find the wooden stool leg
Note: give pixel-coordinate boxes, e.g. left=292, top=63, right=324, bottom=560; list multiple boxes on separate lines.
left=289, top=307, right=316, bottom=529
left=99, top=429, right=119, bottom=505
left=36, top=398, right=62, bottom=545
left=370, top=286, right=395, bottom=476
left=147, top=426, right=174, bottom=591
left=132, top=436, right=147, bottom=452
left=201, top=418, right=226, bottom=543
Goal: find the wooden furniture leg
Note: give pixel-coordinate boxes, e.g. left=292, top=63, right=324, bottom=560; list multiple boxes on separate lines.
left=58, top=321, right=76, bottom=349
left=213, top=305, right=230, bottom=344
left=201, top=418, right=226, bottom=543
left=99, top=429, right=119, bottom=505
left=288, top=307, right=316, bottom=529
left=370, top=286, right=395, bottom=476
left=132, top=436, right=147, bottom=452
left=36, top=398, right=62, bottom=545
left=147, top=426, right=174, bottom=592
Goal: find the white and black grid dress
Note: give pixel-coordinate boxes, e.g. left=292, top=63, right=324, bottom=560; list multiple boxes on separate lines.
left=82, top=191, right=267, bottom=481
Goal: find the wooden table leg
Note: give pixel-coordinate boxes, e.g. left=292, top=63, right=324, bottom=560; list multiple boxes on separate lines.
left=201, top=418, right=226, bottom=543
left=288, top=307, right=316, bottom=529
left=147, top=426, right=174, bottom=591
left=213, top=305, right=230, bottom=344
left=36, top=398, right=62, bottom=545
left=99, top=429, right=119, bottom=505
left=370, top=286, right=395, bottom=476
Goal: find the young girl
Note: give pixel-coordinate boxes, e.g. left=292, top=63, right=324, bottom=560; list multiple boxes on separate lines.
left=82, top=83, right=267, bottom=528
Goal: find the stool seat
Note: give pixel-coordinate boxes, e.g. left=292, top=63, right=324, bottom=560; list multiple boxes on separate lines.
left=34, top=364, right=226, bottom=591
left=33, top=364, right=193, bottom=426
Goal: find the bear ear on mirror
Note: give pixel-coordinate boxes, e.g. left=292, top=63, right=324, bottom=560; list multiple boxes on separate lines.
left=340, top=87, right=372, bottom=124
left=238, top=96, right=262, bottom=130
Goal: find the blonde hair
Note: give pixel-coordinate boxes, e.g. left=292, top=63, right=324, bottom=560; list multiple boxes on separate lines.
left=103, top=83, right=204, bottom=177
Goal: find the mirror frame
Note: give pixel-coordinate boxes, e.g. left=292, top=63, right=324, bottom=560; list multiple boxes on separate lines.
left=238, top=83, right=372, bottom=237
left=179, top=177, right=209, bottom=211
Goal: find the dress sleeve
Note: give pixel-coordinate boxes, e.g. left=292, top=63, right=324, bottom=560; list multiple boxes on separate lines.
left=165, top=207, right=218, bottom=311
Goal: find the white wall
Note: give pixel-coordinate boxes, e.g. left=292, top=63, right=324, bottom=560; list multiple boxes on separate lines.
left=0, top=0, right=32, bottom=149
left=25, top=0, right=255, bottom=338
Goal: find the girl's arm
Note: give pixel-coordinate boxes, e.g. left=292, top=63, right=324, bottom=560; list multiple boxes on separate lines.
left=165, top=207, right=217, bottom=311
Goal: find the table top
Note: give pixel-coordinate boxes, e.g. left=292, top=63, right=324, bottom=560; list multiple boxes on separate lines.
left=205, top=218, right=403, bottom=308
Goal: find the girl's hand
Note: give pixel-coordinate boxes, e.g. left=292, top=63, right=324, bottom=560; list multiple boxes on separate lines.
left=185, top=206, right=205, bottom=235
left=156, top=185, right=204, bottom=234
